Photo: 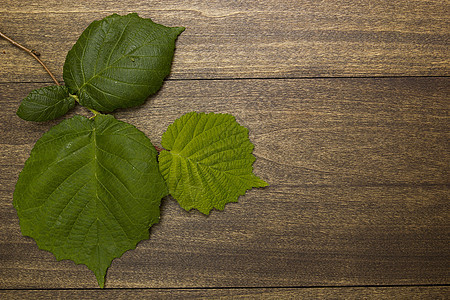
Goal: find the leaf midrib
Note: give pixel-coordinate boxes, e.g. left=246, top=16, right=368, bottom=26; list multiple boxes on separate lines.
left=91, top=125, right=141, bottom=238
left=75, top=28, right=165, bottom=94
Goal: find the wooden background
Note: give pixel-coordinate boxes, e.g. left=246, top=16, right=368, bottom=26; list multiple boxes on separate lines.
left=0, top=0, right=449, bottom=298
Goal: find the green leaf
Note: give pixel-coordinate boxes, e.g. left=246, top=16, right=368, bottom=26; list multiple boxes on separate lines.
left=16, top=85, right=75, bottom=122
left=158, top=112, right=268, bottom=214
left=63, top=13, right=184, bottom=112
left=13, top=114, right=168, bottom=287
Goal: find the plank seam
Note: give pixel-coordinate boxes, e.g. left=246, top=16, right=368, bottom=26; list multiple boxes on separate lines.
left=0, top=75, right=449, bottom=85
left=1, top=283, right=449, bottom=291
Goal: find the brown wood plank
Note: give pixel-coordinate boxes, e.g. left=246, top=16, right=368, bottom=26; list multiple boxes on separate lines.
left=0, top=185, right=448, bottom=288
left=0, top=78, right=448, bottom=288
left=2, top=78, right=447, bottom=186
left=1, top=286, right=449, bottom=299
left=1, top=0, right=448, bottom=82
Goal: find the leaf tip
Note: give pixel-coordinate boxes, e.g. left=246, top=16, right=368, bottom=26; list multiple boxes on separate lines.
left=175, top=26, right=186, bottom=35
left=96, top=274, right=105, bottom=289
left=16, top=104, right=27, bottom=121
left=260, top=179, right=269, bottom=188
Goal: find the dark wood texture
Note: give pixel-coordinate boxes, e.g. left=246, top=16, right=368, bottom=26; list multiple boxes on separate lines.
left=1, top=286, right=450, bottom=300
left=0, top=1, right=449, bottom=82
left=0, top=0, right=449, bottom=298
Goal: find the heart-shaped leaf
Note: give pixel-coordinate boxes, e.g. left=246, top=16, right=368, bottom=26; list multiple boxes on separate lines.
left=13, top=114, right=168, bottom=287
left=63, top=13, right=184, bottom=112
left=16, top=85, right=75, bottom=122
left=158, top=112, right=268, bottom=214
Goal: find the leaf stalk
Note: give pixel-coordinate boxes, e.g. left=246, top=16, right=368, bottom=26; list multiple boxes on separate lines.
left=69, top=94, right=101, bottom=117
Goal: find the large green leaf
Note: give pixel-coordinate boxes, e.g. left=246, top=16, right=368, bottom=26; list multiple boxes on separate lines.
left=63, top=13, right=184, bottom=112
left=16, top=85, right=75, bottom=122
left=13, top=114, right=168, bottom=287
left=159, top=112, right=268, bottom=214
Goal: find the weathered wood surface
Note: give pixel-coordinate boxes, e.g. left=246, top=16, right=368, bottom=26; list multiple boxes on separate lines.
left=0, top=0, right=449, bottom=297
left=1, top=286, right=450, bottom=300
left=1, top=0, right=449, bottom=82
left=1, top=79, right=448, bottom=289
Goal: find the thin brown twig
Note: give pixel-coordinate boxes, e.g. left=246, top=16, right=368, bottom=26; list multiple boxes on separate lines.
left=0, top=31, right=60, bottom=86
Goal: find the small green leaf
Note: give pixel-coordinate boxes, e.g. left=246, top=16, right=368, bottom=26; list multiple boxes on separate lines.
left=63, top=13, right=184, bottom=112
left=16, top=85, right=75, bottom=122
left=13, top=114, right=168, bottom=287
left=159, top=112, right=268, bottom=214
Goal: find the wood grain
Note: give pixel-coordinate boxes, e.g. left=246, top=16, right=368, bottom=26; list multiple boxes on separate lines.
left=1, top=185, right=448, bottom=288
left=1, top=0, right=449, bottom=82
left=1, top=79, right=448, bottom=288
left=1, top=286, right=449, bottom=299
left=2, top=78, right=448, bottom=186
left=1, top=0, right=449, bottom=295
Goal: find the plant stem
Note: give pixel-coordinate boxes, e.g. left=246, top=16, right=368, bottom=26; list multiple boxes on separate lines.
left=87, top=108, right=101, bottom=118
left=69, top=94, right=100, bottom=118
left=0, top=31, right=60, bottom=86
left=154, top=145, right=164, bottom=152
